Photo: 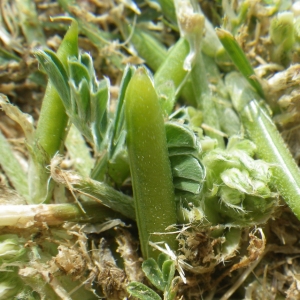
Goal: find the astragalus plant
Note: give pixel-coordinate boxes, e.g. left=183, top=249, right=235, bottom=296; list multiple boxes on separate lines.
left=1, top=0, right=300, bottom=299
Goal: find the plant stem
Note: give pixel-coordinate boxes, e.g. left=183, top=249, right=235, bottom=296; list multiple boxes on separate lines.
left=51, top=162, right=135, bottom=220
left=0, top=202, right=124, bottom=227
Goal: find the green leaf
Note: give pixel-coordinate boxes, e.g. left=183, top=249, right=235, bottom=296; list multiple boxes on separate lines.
left=65, top=124, right=94, bottom=177
left=90, top=151, right=109, bottom=181
left=168, top=147, right=198, bottom=156
left=142, top=258, right=166, bottom=291
left=221, top=228, right=242, bottom=257
left=128, top=26, right=168, bottom=71
left=108, top=150, right=130, bottom=186
left=173, top=178, right=202, bottom=194
left=75, top=79, right=91, bottom=122
left=70, top=115, right=93, bottom=143
left=227, top=136, right=257, bottom=156
left=156, top=80, right=176, bottom=116
left=165, top=122, right=199, bottom=150
left=31, top=20, right=78, bottom=203
left=90, top=78, right=110, bottom=151
left=154, top=38, right=190, bottom=115
left=92, top=66, right=134, bottom=182
left=0, top=234, right=27, bottom=263
left=219, top=186, right=244, bottom=206
left=216, top=29, right=264, bottom=98
left=111, top=65, right=135, bottom=146
left=35, top=49, right=71, bottom=109
left=162, top=260, right=175, bottom=289
left=164, top=276, right=180, bottom=300
left=170, top=155, right=205, bottom=182
left=221, top=168, right=272, bottom=198
left=127, top=282, right=161, bottom=300
left=107, top=130, right=130, bottom=185
left=92, top=78, right=110, bottom=126
left=68, top=58, right=91, bottom=87
left=157, top=253, right=169, bottom=270
left=125, top=67, right=177, bottom=259
left=165, top=121, right=205, bottom=195
left=79, top=53, right=95, bottom=85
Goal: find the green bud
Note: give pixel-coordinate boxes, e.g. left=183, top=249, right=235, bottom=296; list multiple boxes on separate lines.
left=0, top=235, right=26, bottom=262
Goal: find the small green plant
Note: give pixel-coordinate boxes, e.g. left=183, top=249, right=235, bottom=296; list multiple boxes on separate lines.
left=127, top=253, right=179, bottom=300
left=1, top=0, right=300, bottom=299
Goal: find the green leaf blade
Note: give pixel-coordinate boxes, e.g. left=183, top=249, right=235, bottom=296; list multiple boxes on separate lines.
left=35, top=49, right=71, bottom=110
left=127, top=282, right=162, bottom=300
left=142, top=258, right=166, bottom=292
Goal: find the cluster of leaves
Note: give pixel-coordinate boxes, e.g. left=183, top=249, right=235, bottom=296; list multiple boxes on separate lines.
left=2, top=0, right=300, bottom=299
left=127, top=254, right=179, bottom=300
left=202, top=136, right=277, bottom=225
left=35, top=48, right=128, bottom=183
left=36, top=44, right=279, bottom=227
